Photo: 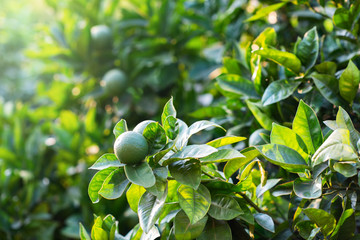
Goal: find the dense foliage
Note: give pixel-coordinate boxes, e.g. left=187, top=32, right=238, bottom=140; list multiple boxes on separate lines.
left=1, top=0, right=360, bottom=239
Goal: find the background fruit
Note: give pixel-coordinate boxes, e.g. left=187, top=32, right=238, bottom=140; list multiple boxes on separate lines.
left=114, top=131, right=148, bottom=165
left=90, top=25, right=112, bottom=50
left=102, top=69, right=127, bottom=96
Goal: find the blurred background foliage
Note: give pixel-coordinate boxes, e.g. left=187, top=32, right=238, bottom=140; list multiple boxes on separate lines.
left=0, top=0, right=359, bottom=239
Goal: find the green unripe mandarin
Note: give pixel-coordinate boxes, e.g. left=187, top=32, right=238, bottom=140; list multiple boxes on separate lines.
left=114, top=131, right=148, bottom=165
left=90, top=25, right=112, bottom=50
left=102, top=69, right=127, bottom=95
left=133, top=120, right=156, bottom=134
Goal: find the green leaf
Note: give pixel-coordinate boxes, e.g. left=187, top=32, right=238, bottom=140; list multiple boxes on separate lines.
left=126, top=184, right=146, bottom=213
left=294, top=27, right=319, bottom=71
left=253, top=27, right=277, bottom=48
left=254, top=213, right=275, bottom=233
left=216, top=74, right=259, bottom=99
left=91, top=217, right=108, bottom=240
left=138, top=188, right=167, bottom=233
left=169, top=159, right=201, bottom=189
left=143, top=122, right=167, bottom=155
left=255, top=144, right=310, bottom=173
left=206, top=136, right=246, bottom=148
left=270, top=123, right=309, bottom=160
left=331, top=208, right=354, bottom=238
left=272, top=181, right=294, bottom=197
left=200, top=149, right=245, bottom=164
left=339, top=60, right=360, bottom=103
left=163, top=116, right=179, bottom=140
left=89, top=153, right=123, bottom=170
left=140, top=226, right=160, bottom=240
left=302, top=208, right=336, bottom=237
left=161, top=97, right=176, bottom=126
left=315, top=62, right=337, bottom=75
left=293, top=177, right=322, bottom=199
left=333, top=8, right=351, bottom=30
left=124, top=162, right=156, bottom=188
left=261, top=79, right=301, bottom=106
left=254, top=48, right=301, bottom=74
left=311, top=73, right=346, bottom=106
left=333, top=162, right=357, bottom=177
left=245, top=2, right=287, bottom=22
left=188, top=120, right=226, bottom=139
left=88, top=167, right=116, bottom=203
left=246, top=100, right=274, bottom=130
left=79, top=223, right=91, bottom=240
left=99, top=168, right=129, bottom=200
left=293, top=100, right=323, bottom=154
left=146, top=167, right=168, bottom=198
left=164, top=145, right=218, bottom=165
left=256, top=178, right=282, bottom=198
left=113, top=119, right=128, bottom=139
left=224, top=147, right=260, bottom=179
left=174, top=211, right=208, bottom=240
left=189, top=106, right=227, bottom=119
left=336, top=107, right=360, bottom=150
left=177, top=184, right=211, bottom=224
left=197, top=218, right=232, bottom=240
left=312, top=129, right=357, bottom=166
left=208, top=195, right=243, bottom=220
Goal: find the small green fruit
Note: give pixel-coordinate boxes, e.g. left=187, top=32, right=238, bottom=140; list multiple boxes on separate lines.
left=102, top=69, right=127, bottom=96
left=91, top=25, right=112, bottom=50
left=114, top=131, right=148, bottom=165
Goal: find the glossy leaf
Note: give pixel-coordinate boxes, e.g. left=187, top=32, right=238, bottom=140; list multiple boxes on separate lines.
left=312, top=129, right=357, bottom=166
left=333, top=162, right=357, bottom=177
left=113, top=119, right=128, bottom=139
left=138, top=188, right=167, bottom=233
left=88, top=167, right=116, bottom=203
left=336, top=107, right=360, bottom=150
left=206, top=136, right=246, bottom=148
left=312, top=73, right=346, bottom=106
left=169, top=159, right=201, bottom=189
left=216, top=74, right=259, bottom=99
left=79, top=223, right=91, bottom=240
left=294, top=27, right=319, bottom=71
left=302, top=208, right=336, bottom=237
left=315, top=61, right=337, bottom=75
left=331, top=208, right=354, bottom=238
left=256, top=144, right=309, bottom=173
left=293, top=100, right=323, bottom=154
left=163, top=115, right=179, bottom=140
left=174, top=211, right=208, bottom=240
left=246, top=100, right=274, bottom=130
left=197, top=218, right=232, bottom=240
left=270, top=123, right=308, bottom=160
left=254, top=48, right=301, bottom=74
left=224, top=147, right=260, bottom=179
left=293, top=177, right=322, bottom=199
left=200, top=149, right=245, bottom=164
left=89, top=153, right=123, bottom=170
left=333, top=8, right=351, bottom=30
left=164, top=144, right=217, bottom=165
left=126, top=184, right=146, bottom=213
left=177, top=184, right=211, bottom=224
left=245, top=2, right=287, bottom=22
left=256, top=178, right=282, bottom=198
left=124, top=162, right=156, bottom=188
left=254, top=213, right=275, bottom=233
left=143, top=122, right=167, bottom=155
left=261, top=79, right=301, bottom=106
left=339, top=60, right=360, bottom=103
left=208, top=194, right=243, bottom=220
left=161, top=97, right=176, bottom=126
left=99, top=168, right=129, bottom=200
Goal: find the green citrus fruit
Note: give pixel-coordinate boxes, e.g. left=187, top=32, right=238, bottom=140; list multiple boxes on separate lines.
left=90, top=25, right=112, bottom=50
left=102, top=69, right=127, bottom=95
left=133, top=120, right=156, bottom=134
left=114, top=131, right=148, bottom=165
